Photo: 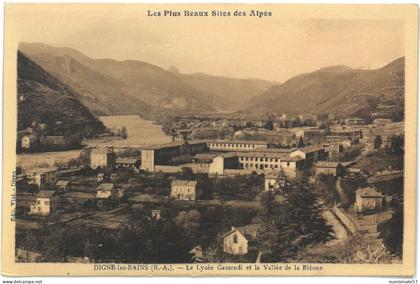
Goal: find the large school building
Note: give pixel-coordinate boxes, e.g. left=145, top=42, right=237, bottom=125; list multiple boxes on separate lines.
left=140, top=139, right=326, bottom=178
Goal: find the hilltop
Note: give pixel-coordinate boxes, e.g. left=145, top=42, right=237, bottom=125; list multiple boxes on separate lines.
left=17, top=51, right=105, bottom=136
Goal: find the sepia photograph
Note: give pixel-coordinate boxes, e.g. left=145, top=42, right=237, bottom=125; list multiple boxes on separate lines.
left=2, top=3, right=417, bottom=277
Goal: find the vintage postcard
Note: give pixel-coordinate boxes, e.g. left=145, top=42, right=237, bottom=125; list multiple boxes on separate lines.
left=2, top=3, right=417, bottom=276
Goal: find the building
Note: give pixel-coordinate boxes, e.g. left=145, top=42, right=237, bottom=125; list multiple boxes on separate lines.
left=21, top=135, right=38, bottom=149
left=207, top=140, right=268, bottom=151
left=373, top=118, right=393, bottom=125
left=30, top=190, right=59, bottom=216
left=141, top=140, right=208, bottom=172
left=115, top=158, right=140, bottom=169
left=170, top=180, right=198, bottom=201
left=97, top=173, right=105, bottom=182
left=355, top=187, right=383, bottom=213
left=325, top=143, right=340, bottom=161
left=344, top=117, right=366, bottom=125
left=90, top=148, right=117, bottom=169
left=56, top=180, right=70, bottom=191
left=235, top=150, right=305, bottom=178
left=264, top=172, right=284, bottom=191
left=27, top=170, right=56, bottom=190
left=314, top=161, right=345, bottom=177
left=151, top=209, right=161, bottom=220
left=290, top=144, right=326, bottom=167
left=96, top=183, right=117, bottom=199
left=40, top=135, right=66, bottom=146
left=222, top=224, right=262, bottom=255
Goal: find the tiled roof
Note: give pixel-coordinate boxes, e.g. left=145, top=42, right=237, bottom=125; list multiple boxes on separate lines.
left=97, top=183, right=115, bottom=191
left=36, top=190, right=56, bottom=198
left=56, top=180, right=70, bottom=186
left=171, top=180, right=197, bottom=187
left=222, top=224, right=263, bottom=240
left=295, top=144, right=324, bottom=153
left=314, top=161, right=341, bottom=168
left=115, top=158, right=138, bottom=164
left=356, top=187, right=382, bottom=197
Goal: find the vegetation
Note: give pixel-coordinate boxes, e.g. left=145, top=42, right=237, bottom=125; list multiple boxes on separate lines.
left=260, top=178, right=333, bottom=262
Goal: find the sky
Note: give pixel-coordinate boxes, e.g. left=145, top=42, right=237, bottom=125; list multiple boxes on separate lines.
left=9, top=4, right=405, bottom=82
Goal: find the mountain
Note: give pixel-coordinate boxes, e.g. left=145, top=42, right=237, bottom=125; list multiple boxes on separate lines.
left=19, top=43, right=229, bottom=115
left=169, top=70, right=275, bottom=110
left=247, top=57, right=405, bottom=116
left=17, top=51, right=105, bottom=136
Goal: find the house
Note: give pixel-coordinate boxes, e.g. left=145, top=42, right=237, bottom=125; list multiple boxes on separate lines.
left=151, top=209, right=161, bottom=220
left=90, top=148, right=117, bottom=169
left=56, top=180, right=70, bottom=191
left=290, top=144, right=326, bottom=167
left=190, top=245, right=205, bottom=263
left=97, top=173, right=105, bottom=182
left=30, top=190, right=59, bottom=216
left=264, top=172, right=284, bottom=191
left=314, top=161, right=345, bottom=177
left=96, top=183, right=117, bottom=199
left=344, top=117, right=366, bottom=125
left=222, top=224, right=263, bottom=255
left=110, top=173, right=118, bottom=182
left=21, top=135, right=38, bottom=149
left=170, top=180, right=198, bottom=201
left=27, top=170, right=56, bottom=190
left=355, top=187, right=383, bottom=213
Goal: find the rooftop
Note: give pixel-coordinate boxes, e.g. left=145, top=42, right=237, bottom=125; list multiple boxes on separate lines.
left=97, top=183, right=115, bottom=191
left=314, top=161, right=342, bottom=168
left=295, top=144, right=325, bottom=153
left=115, top=158, right=139, bottom=164
left=171, top=180, right=198, bottom=187
left=222, top=224, right=264, bottom=240
left=36, top=190, right=56, bottom=198
left=356, top=187, right=382, bottom=197
left=56, top=180, right=70, bottom=186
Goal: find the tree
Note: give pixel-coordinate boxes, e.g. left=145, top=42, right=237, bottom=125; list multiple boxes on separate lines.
left=121, top=127, right=128, bottom=139
left=378, top=199, right=403, bottom=257
left=389, top=135, right=404, bottom=154
left=297, top=136, right=305, bottom=148
left=374, top=135, right=382, bottom=150
left=179, top=167, right=194, bottom=180
left=265, top=180, right=333, bottom=262
left=175, top=210, right=201, bottom=237
left=263, top=120, right=274, bottom=131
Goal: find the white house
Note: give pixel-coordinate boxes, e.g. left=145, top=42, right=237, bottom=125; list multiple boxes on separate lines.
left=27, top=170, right=56, bottom=190
left=171, top=180, right=198, bottom=201
left=355, top=187, right=383, bottom=213
left=222, top=224, right=262, bottom=255
left=90, top=148, right=116, bottom=169
left=21, top=135, right=38, bottom=149
left=30, top=190, right=59, bottom=216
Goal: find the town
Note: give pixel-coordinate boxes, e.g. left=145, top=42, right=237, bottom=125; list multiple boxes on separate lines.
left=15, top=111, right=404, bottom=264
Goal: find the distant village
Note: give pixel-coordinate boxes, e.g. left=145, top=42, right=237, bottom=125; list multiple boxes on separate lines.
left=15, top=111, right=404, bottom=263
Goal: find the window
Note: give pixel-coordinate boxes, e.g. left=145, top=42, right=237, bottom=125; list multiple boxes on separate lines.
left=233, top=234, right=238, bottom=243
left=37, top=200, right=40, bottom=205
left=45, top=201, right=49, bottom=205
